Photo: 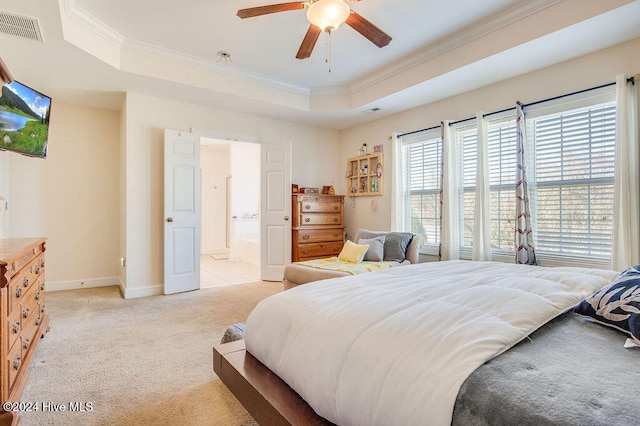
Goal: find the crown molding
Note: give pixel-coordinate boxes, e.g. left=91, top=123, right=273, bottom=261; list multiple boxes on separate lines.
left=349, top=0, right=562, bottom=94
left=63, top=0, right=125, bottom=47
left=120, top=38, right=311, bottom=96
left=63, top=0, right=310, bottom=96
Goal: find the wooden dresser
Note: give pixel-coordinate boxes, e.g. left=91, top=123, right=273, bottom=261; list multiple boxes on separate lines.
left=292, top=194, right=345, bottom=262
left=0, top=238, right=49, bottom=416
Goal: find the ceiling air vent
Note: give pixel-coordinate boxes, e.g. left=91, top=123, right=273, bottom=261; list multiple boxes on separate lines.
left=0, top=11, right=43, bottom=42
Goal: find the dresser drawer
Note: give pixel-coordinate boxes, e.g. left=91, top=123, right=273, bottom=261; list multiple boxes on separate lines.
left=4, top=243, right=44, bottom=282
left=299, top=201, right=343, bottom=213
left=300, top=213, right=343, bottom=226
left=296, top=229, right=343, bottom=243
left=8, top=255, right=43, bottom=312
left=296, top=241, right=343, bottom=259
left=7, top=308, right=23, bottom=350
left=7, top=337, right=23, bottom=389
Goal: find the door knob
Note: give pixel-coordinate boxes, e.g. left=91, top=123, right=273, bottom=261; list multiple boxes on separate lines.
left=284, top=216, right=289, bottom=221
left=166, top=217, right=174, bottom=223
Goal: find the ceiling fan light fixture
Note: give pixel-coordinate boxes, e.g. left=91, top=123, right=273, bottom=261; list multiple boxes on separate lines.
left=307, top=0, right=350, bottom=33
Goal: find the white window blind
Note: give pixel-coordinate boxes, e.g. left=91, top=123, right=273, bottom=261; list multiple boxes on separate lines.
left=487, top=118, right=517, bottom=252
left=527, top=102, right=616, bottom=259
left=401, top=130, right=442, bottom=248
left=457, top=126, right=477, bottom=249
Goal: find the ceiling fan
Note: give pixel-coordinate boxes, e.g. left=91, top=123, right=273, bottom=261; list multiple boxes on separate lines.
left=237, top=0, right=392, bottom=60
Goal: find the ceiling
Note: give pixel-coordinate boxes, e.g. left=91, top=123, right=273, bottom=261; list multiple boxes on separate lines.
left=1, top=0, right=639, bottom=129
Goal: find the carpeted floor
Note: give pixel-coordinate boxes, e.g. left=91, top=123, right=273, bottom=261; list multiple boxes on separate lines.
left=17, top=281, right=283, bottom=425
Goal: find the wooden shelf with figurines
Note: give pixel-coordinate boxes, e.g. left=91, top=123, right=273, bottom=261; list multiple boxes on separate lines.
left=346, top=145, right=383, bottom=197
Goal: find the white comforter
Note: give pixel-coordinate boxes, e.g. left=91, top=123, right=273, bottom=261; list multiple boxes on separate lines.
left=245, top=260, right=617, bottom=426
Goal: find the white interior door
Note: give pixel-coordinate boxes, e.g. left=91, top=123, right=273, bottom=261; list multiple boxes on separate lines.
left=260, top=142, right=291, bottom=281
left=164, top=129, right=201, bottom=294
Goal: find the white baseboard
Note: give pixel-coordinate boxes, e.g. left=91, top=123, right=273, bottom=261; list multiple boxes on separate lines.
left=47, top=276, right=121, bottom=292
left=47, top=277, right=164, bottom=299
left=123, top=285, right=163, bottom=299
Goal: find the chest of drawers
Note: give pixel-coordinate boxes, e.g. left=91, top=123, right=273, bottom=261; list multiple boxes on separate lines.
left=292, top=194, right=344, bottom=262
left=0, top=238, right=49, bottom=414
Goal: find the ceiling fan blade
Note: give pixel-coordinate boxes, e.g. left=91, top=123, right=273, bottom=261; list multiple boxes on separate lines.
left=345, top=10, right=392, bottom=48
left=237, top=2, right=306, bottom=19
left=296, top=25, right=321, bottom=59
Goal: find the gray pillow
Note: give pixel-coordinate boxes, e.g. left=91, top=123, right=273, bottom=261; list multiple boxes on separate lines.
left=383, top=232, right=414, bottom=262
left=358, top=235, right=386, bottom=262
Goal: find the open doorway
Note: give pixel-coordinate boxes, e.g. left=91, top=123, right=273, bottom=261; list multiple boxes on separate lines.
left=200, top=138, right=260, bottom=287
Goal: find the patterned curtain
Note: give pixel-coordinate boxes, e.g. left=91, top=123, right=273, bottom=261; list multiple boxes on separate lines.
left=515, top=101, right=537, bottom=265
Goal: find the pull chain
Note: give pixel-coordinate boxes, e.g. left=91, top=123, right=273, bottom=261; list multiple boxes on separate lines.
left=325, top=30, right=332, bottom=73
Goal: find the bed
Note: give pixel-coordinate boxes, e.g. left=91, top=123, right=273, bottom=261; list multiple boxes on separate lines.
left=213, top=260, right=640, bottom=425
left=283, top=229, right=422, bottom=290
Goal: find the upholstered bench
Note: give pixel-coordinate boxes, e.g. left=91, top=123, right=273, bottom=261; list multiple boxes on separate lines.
left=283, top=229, right=422, bottom=290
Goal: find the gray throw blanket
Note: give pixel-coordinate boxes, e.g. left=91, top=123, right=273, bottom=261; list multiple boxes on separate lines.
left=452, top=312, right=640, bottom=425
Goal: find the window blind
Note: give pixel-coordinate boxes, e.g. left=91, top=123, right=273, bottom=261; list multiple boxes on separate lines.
left=406, top=138, right=442, bottom=246
left=528, top=103, right=616, bottom=258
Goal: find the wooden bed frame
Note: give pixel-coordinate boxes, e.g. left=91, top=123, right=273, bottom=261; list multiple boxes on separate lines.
left=213, top=340, right=334, bottom=426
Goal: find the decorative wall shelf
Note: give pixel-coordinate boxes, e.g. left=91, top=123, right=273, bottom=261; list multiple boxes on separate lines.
left=346, top=153, right=383, bottom=196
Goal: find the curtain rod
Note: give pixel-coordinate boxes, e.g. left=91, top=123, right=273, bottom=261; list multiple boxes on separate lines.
left=398, top=76, right=635, bottom=137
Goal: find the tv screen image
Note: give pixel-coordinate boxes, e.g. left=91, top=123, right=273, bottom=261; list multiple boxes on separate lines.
left=0, top=80, right=51, bottom=158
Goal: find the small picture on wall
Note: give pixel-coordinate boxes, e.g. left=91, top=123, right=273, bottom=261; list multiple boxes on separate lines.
left=373, top=144, right=383, bottom=153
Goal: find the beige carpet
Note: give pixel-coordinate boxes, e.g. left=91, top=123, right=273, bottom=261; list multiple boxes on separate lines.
left=18, top=281, right=282, bottom=425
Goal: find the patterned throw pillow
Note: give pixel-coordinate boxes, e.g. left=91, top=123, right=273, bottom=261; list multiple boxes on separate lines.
left=574, top=265, right=640, bottom=344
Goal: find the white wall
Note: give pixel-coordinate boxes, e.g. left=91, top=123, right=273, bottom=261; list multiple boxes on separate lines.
left=339, top=37, right=640, bottom=243
left=4, top=102, right=121, bottom=288
left=201, top=143, right=230, bottom=254
left=123, top=93, right=341, bottom=297
left=230, top=143, right=260, bottom=218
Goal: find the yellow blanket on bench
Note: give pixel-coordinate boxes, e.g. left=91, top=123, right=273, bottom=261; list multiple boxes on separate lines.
left=295, top=257, right=394, bottom=275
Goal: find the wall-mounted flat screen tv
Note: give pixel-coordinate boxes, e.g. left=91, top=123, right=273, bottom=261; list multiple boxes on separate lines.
left=0, top=80, right=51, bottom=159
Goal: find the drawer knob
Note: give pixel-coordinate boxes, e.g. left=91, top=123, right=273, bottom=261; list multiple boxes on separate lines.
left=305, top=218, right=311, bottom=223
left=35, top=317, right=41, bottom=326
left=23, top=277, right=29, bottom=287
left=302, top=250, right=310, bottom=255
left=41, top=305, right=45, bottom=313
left=15, top=287, right=22, bottom=298
left=302, top=235, right=310, bottom=240
left=23, top=338, right=30, bottom=350
left=13, top=355, right=21, bottom=370
left=333, top=218, right=339, bottom=222
left=41, top=259, right=45, bottom=268
left=333, top=205, right=339, bottom=210
left=35, top=291, right=41, bottom=300
left=304, top=204, right=310, bottom=210
left=333, top=247, right=340, bottom=252
left=13, top=321, right=20, bottom=334
left=23, top=308, right=30, bottom=319
left=35, top=265, right=40, bottom=274
left=41, top=282, right=45, bottom=291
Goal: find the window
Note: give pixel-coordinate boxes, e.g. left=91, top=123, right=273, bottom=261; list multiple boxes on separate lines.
left=399, top=129, right=442, bottom=251
left=456, top=116, right=517, bottom=254
left=395, top=84, right=616, bottom=264
left=487, top=119, right=517, bottom=252
left=527, top=102, right=616, bottom=259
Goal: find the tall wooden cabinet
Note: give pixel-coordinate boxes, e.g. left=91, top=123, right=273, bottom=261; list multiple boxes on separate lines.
left=0, top=238, right=49, bottom=418
left=292, top=194, right=345, bottom=262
